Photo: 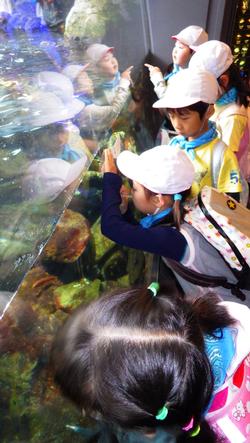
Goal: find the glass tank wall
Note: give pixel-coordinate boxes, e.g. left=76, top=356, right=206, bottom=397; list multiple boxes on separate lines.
left=0, top=1, right=227, bottom=442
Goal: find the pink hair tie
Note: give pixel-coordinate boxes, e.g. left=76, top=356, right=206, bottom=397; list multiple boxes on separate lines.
left=182, top=417, right=194, bottom=431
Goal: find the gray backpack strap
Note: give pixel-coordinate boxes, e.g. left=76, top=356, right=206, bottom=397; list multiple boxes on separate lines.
left=211, top=140, right=227, bottom=188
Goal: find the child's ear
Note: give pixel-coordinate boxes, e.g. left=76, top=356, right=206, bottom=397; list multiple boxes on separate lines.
left=218, top=73, right=230, bottom=90
left=206, top=104, right=215, bottom=119
left=151, top=194, right=165, bottom=208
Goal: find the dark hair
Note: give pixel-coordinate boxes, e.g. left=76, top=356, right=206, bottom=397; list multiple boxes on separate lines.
left=51, top=286, right=235, bottom=442
left=218, top=63, right=250, bottom=107
left=166, top=102, right=210, bottom=120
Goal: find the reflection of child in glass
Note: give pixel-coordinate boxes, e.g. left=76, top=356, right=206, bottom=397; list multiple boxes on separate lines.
left=51, top=282, right=250, bottom=443
left=153, top=68, right=242, bottom=201
left=189, top=40, right=250, bottom=182
left=63, top=58, right=134, bottom=134
left=145, top=25, right=208, bottom=99
left=86, top=43, right=133, bottom=107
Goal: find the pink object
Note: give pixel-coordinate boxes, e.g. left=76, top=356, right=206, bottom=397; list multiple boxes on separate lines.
left=207, top=354, right=250, bottom=442
left=182, top=417, right=194, bottom=431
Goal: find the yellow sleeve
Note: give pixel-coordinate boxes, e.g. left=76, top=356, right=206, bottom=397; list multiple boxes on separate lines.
left=217, top=147, right=242, bottom=193
left=218, top=115, right=247, bottom=153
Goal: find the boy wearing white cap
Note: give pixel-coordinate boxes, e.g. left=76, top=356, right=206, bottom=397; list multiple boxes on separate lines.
left=145, top=25, right=208, bottom=100
left=153, top=68, right=242, bottom=201
left=189, top=40, right=250, bottom=184
left=101, top=146, right=249, bottom=303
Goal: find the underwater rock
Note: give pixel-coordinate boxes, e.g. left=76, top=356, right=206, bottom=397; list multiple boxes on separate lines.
left=54, top=277, right=101, bottom=311
left=64, top=0, right=106, bottom=40
left=91, top=216, right=115, bottom=261
left=102, top=249, right=127, bottom=280
left=42, top=209, right=91, bottom=263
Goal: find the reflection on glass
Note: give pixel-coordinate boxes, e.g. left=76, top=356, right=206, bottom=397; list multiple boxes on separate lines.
left=0, top=1, right=155, bottom=442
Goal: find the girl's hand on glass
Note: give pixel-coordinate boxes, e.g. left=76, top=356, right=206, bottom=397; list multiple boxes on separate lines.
left=103, top=149, right=118, bottom=174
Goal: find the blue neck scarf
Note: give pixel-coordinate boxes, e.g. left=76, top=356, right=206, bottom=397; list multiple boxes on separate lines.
left=164, top=64, right=180, bottom=81
left=204, top=327, right=235, bottom=392
left=77, top=93, right=93, bottom=106
left=101, top=71, right=121, bottom=89
left=216, top=87, right=238, bottom=106
left=169, top=121, right=217, bottom=159
left=140, top=207, right=172, bottom=229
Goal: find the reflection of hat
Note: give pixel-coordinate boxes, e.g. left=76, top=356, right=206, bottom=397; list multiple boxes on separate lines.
left=117, top=145, right=195, bottom=194
left=23, top=157, right=87, bottom=202
left=189, top=40, right=234, bottom=78
left=23, top=90, right=84, bottom=129
left=35, top=71, right=79, bottom=104
left=62, top=64, right=89, bottom=82
left=86, top=44, right=114, bottom=64
left=153, top=69, right=219, bottom=108
left=172, top=25, right=208, bottom=48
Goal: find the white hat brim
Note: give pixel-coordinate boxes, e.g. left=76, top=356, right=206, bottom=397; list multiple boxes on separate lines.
left=64, top=156, right=88, bottom=187
left=30, top=98, right=85, bottom=128
left=153, top=95, right=199, bottom=109
left=117, top=151, right=144, bottom=184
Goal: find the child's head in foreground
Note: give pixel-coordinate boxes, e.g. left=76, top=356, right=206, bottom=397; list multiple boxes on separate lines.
left=51, top=285, right=235, bottom=442
left=153, top=69, right=220, bottom=139
left=171, top=25, right=208, bottom=68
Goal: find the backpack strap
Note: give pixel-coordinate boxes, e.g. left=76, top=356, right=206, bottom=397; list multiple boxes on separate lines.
left=211, top=140, right=226, bottom=188
left=165, top=257, right=246, bottom=301
left=198, top=192, right=250, bottom=288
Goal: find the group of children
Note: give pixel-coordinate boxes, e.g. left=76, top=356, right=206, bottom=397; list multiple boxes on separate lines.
left=51, top=25, right=250, bottom=443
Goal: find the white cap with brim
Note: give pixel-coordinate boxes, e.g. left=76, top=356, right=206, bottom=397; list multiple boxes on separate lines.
left=189, top=40, right=234, bottom=78
left=117, top=145, right=195, bottom=195
left=22, top=91, right=84, bottom=129
left=86, top=44, right=114, bottom=64
left=22, top=156, right=87, bottom=202
left=153, top=68, right=220, bottom=109
left=172, top=25, right=208, bottom=48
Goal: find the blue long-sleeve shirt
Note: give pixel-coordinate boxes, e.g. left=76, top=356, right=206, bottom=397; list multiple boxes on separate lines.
left=101, top=173, right=187, bottom=262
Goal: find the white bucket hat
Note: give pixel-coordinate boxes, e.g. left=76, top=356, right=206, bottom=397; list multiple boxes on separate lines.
left=62, top=64, right=89, bottom=82
left=21, top=90, right=84, bottom=129
left=172, top=25, right=208, bottom=48
left=153, top=68, right=220, bottom=109
left=86, top=43, right=114, bottom=64
left=22, top=156, right=87, bottom=202
left=116, top=145, right=195, bottom=194
left=189, top=40, right=234, bottom=78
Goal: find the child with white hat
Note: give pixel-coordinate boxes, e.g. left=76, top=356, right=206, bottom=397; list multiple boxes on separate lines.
left=34, top=71, right=92, bottom=160
left=22, top=156, right=87, bottom=203
left=62, top=59, right=135, bottom=136
left=101, top=145, right=249, bottom=304
left=153, top=68, right=242, bottom=202
left=189, top=40, right=250, bottom=184
left=145, top=25, right=208, bottom=100
left=85, top=43, right=133, bottom=108
left=145, top=25, right=208, bottom=144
